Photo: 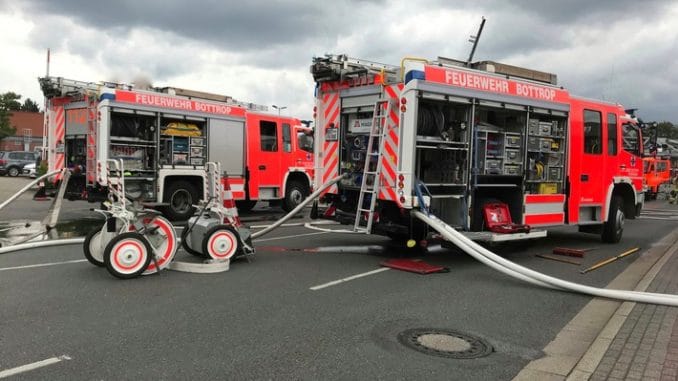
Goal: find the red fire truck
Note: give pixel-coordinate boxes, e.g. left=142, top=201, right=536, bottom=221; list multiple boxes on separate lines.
left=643, top=157, right=671, bottom=200
left=310, top=55, right=644, bottom=243
left=40, top=77, right=314, bottom=220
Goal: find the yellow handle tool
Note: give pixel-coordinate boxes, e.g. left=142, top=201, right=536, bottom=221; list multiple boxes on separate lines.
left=580, top=247, right=640, bottom=274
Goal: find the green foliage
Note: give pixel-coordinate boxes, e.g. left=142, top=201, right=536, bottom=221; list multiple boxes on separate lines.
left=21, top=98, right=40, bottom=112
left=0, top=92, right=21, bottom=141
left=656, top=121, right=678, bottom=139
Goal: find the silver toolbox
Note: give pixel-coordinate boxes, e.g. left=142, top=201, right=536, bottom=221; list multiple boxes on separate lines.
left=539, top=122, right=552, bottom=136
left=539, top=138, right=552, bottom=152
left=504, top=164, right=522, bottom=176
left=505, top=148, right=521, bottom=162
left=548, top=167, right=562, bottom=181
left=505, top=134, right=522, bottom=147
left=528, top=136, right=540, bottom=151
left=528, top=119, right=540, bottom=135
left=485, top=159, right=502, bottom=174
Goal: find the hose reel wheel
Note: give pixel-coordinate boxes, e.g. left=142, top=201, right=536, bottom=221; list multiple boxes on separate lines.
left=202, top=224, right=241, bottom=261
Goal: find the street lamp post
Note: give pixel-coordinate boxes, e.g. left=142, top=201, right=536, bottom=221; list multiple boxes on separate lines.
left=272, top=105, right=287, bottom=116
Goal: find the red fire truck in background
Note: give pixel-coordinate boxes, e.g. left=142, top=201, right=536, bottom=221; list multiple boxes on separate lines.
left=643, top=157, right=671, bottom=200
left=40, top=77, right=314, bottom=220
left=310, top=55, right=644, bottom=243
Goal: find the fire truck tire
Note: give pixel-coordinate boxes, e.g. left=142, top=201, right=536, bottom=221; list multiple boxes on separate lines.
left=282, top=180, right=308, bottom=212
left=164, top=181, right=198, bottom=221
left=181, top=227, right=205, bottom=257
left=83, top=228, right=106, bottom=267
left=104, top=232, right=152, bottom=279
left=602, top=195, right=624, bottom=243
left=202, top=225, right=240, bottom=261
left=7, top=166, right=20, bottom=177
left=235, top=200, right=257, bottom=213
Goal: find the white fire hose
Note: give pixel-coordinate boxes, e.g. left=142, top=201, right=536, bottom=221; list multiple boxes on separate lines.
left=251, top=175, right=345, bottom=239
left=413, top=210, right=678, bottom=307
left=0, top=169, right=61, bottom=212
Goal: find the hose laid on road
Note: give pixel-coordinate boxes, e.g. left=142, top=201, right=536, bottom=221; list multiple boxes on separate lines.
left=414, top=210, right=678, bottom=307
left=251, top=175, right=345, bottom=239
left=0, top=169, right=61, bottom=212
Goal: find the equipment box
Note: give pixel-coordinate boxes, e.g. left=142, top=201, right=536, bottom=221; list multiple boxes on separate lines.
left=548, top=153, right=563, bottom=166
left=485, top=159, right=502, bottom=174
left=505, top=148, right=521, bottom=162
left=528, top=136, right=540, bottom=151
left=548, top=167, right=562, bottom=181
left=528, top=119, right=540, bottom=135
left=539, top=138, right=552, bottom=152
left=504, top=164, right=522, bottom=176
left=539, top=122, right=552, bottom=136
left=505, top=134, right=521, bottom=147
left=538, top=182, right=558, bottom=194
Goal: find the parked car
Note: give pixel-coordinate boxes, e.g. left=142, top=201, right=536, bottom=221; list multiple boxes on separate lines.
left=0, top=151, right=39, bottom=177
left=22, top=162, right=37, bottom=178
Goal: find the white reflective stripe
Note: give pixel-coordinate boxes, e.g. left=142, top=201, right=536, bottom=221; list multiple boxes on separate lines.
left=525, top=202, right=564, bottom=215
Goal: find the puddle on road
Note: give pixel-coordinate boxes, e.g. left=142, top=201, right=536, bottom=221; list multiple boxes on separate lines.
left=0, top=217, right=104, bottom=247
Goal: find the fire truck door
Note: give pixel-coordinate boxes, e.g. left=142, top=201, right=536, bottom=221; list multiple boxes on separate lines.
left=247, top=116, right=281, bottom=199
left=579, top=109, right=606, bottom=206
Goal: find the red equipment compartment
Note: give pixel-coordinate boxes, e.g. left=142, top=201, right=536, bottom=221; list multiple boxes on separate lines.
left=482, top=202, right=531, bottom=234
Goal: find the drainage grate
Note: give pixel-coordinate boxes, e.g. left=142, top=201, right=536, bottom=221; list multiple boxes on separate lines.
left=398, top=328, right=493, bottom=359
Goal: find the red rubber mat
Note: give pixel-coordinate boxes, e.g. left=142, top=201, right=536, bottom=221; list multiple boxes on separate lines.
left=380, top=259, right=449, bottom=274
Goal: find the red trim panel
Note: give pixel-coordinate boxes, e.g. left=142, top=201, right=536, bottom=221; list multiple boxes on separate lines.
left=525, top=194, right=566, bottom=204
left=524, top=213, right=565, bottom=225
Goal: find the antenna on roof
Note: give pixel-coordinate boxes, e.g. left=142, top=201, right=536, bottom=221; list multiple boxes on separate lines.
left=466, top=17, right=486, bottom=67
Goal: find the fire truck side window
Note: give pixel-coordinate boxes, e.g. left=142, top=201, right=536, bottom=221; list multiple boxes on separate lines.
left=282, top=123, right=292, bottom=153
left=584, top=110, right=602, bottom=154
left=260, top=120, right=278, bottom=152
left=622, top=123, right=640, bottom=155
left=607, top=113, right=617, bottom=155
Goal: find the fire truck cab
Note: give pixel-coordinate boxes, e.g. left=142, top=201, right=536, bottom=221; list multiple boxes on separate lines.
left=643, top=157, right=672, bottom=200
left=310, top=55, right=644, bottom=243
left=40, top=77, right=314, bottom=220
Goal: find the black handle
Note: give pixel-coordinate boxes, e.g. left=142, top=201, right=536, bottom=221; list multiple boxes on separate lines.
left=581, top=174, right=589, bottom=181
left=258, top=165, right=266, bottom=170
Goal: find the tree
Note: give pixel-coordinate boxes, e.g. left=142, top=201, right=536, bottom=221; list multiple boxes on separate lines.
left=0, top=92, right=21, bottom=141
left=21, top=98, right=40, bottom=112
left=656, top=121, right=678, bottom=139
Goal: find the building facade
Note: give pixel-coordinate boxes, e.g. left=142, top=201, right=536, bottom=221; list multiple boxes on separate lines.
left=0, top=111, right=44, bottom=152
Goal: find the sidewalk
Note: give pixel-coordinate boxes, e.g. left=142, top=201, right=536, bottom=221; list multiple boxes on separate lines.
left=514, top=226, right=678, bottom=381
left=573, top=234, right=678, bottom=381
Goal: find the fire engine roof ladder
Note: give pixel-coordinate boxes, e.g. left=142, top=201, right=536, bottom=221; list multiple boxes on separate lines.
left=354, top=99, right=391, bottom=233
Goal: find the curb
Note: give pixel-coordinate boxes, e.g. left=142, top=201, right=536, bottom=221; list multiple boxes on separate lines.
left=513, top=226, right=678, bottom=381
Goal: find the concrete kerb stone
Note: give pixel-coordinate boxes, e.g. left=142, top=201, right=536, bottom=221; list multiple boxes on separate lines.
left=512, top=226, right=678, bottom=381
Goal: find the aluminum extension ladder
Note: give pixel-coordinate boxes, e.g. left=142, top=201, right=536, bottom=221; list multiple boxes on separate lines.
left=353, top=99, right=391, bottom=233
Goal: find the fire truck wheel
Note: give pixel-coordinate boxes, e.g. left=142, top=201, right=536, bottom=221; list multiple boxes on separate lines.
left=602, top=196, right=624, bottom=243
left=104, top=232, right=152, bottom=279
left=164, top=181, right=198, bottom=221
left=181, top=227, right=205, bottom=257
left=202, top=225, right=240, bottom=261
left=83, top=228, right=106, bottom=267
left=282, top=180, right=308, bottom=212
left=235, top=200, right=257, bottom=213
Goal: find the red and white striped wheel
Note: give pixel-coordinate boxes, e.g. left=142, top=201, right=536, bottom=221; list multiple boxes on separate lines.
left=142, top=216, right=178, bottom=275
left=104, top=232, right=152, bottom=279
left=202, top=225, right=240, bottom=261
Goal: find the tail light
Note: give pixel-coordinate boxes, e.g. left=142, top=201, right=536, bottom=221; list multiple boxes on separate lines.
left=0, top=159, right=6, bottom=165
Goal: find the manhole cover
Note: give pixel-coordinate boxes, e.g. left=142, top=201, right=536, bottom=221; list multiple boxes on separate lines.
left=398, top=328, right=493, bottom=359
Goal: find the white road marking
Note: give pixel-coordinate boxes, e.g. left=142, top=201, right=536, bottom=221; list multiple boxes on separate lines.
left=250, top=220, right=337, bottom=229
left=0, top=259, right=87, bottom=272
left=0, top=355, right=71, bottom=379
left=254, top=231, right=329, bottom=243
left=310, top=268, right=390, bottom=291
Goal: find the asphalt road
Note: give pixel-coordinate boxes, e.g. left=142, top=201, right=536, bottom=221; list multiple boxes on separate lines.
left=0, top=193, right=677, bottom=380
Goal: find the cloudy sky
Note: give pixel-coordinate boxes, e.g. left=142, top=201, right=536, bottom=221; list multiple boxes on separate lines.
left=0, top=0, right=676, bottom=122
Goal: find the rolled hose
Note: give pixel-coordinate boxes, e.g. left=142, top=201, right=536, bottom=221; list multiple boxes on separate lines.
left=413, top=210, right=678, bottom=306
left=251, top=175, right=346, bottom=239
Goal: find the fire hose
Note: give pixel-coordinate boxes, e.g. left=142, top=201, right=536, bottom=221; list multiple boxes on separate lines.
left=413, top=210, right=678, bottom=307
